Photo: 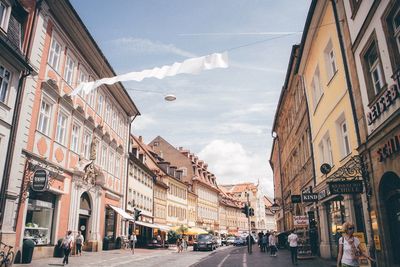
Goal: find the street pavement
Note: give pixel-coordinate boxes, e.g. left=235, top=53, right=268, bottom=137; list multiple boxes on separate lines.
left=13, top=245, right=337, bottom=267
left=192, top=245, right=337, bottom=267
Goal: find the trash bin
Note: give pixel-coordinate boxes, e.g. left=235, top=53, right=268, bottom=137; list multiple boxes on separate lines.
left=54, top=239, right=65, bottom=258
left=22, top=239, right=35, bottom=264
left=103, top=237, right=109, bottom=250
left=115, top=237, right=122, bottom=249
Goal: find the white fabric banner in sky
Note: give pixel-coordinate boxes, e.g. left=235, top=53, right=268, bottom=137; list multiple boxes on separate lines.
left=70, top=52, right=229, bottom=96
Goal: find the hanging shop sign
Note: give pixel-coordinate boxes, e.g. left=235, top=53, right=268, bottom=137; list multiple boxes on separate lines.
left=291, top=195, right=302, bottom=203
left=293, top=215, right=309, bottom=227
left=376, top=131, right=400, bottom=162
left=320, top=163, right=332, bottom=175
left=31, top=169, right=48, bottom=192
left=328, top=180, right=363, bottom=194
left=367, top=83, right=400, bottom=125
left=302, top=193, right=319, bottom=202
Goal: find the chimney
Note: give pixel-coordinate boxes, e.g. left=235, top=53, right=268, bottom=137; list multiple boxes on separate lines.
left=158, top=161, right=170, bottom=173
left=138, top=136, right=143, bottom=143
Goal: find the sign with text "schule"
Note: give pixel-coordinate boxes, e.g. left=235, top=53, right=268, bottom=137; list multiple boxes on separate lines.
left=328, top=180, right=363, bottom=194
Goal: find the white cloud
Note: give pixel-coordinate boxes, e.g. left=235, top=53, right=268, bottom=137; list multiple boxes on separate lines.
left=215, top=122, right=267, bottom=135
left=198, top=140, right=274, bottom=196
left=111, top=38, right=197, bottom=58
left=131, top=115, right=157, bottom=131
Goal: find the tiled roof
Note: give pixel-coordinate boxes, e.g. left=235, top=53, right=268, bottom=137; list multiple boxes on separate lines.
left=219, top=183, right=257, bottom=194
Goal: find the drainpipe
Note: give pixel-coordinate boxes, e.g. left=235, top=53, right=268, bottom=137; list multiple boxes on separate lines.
left=331, top=0, right=376, bottom=264
left=0, top=0, right=42, bottom=230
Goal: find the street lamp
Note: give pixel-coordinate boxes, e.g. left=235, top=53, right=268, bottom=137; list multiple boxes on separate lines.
left=269, top=199, right=281, bottom=214
left=126, top=88, right=177, bottom=102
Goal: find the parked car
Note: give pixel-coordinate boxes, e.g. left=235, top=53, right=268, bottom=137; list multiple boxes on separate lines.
left=146, top=238, right=162, bottom=249
left=193, top=234, right=217, bottom=251
left=221, top=237, right=227, bottom=246
left=233, top=236, right=246, bottom=246
left=226, top=236, right=235, bottom=246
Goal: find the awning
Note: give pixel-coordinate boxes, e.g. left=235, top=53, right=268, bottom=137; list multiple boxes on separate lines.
left=135, top=221, right=158, bottom=228
left=154, top=224, right=170, bottom=232
left=109, top=205, right=134, bottom=221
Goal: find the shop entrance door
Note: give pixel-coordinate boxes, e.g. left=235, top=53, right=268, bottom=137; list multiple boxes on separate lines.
left=380, top=172, right=400, bottom=264
left=79, top=216, right=88, bottom=241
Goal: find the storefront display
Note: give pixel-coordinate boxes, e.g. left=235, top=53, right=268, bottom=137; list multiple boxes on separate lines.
left=326, top=196, right=345, bottom=259
left=24, top=191, right=55, bottom=245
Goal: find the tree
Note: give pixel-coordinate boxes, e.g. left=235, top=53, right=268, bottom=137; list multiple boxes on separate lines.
left=168, top=230, right=178, bottom=244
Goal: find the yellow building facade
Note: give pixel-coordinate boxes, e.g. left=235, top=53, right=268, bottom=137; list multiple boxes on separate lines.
left=298, top=0, right=370, bottom=260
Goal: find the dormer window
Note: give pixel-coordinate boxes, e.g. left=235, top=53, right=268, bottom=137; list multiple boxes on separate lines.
left=0, top=1, right=10, bottom=31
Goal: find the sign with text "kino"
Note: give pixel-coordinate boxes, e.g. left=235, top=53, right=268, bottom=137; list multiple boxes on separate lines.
left=328, top=180, right=363, bottom=194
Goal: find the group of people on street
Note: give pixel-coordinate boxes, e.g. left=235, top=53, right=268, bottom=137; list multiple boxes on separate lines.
left=61, top=230, right=84, bottom=265
left=258, top=231, right=278, bottom=256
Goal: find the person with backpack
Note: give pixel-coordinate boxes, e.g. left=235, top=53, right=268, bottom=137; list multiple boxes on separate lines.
left=75, top=231, right=84, bottom=256
left=61, top=230, right=74, bottom=265
left=261, top=234, right=268, bottom=252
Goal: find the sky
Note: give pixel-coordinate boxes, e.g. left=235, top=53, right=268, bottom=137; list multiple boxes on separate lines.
left=70, top=0, right=311, bottom=197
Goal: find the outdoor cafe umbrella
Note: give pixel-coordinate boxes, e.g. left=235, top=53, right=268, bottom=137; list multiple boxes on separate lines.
left=186, top=227, right=208, bottom=235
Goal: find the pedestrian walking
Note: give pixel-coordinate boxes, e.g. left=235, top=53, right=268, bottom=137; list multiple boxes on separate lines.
left=269, top=232, right=277, bottom=257
left=75, top=231, right=84, bottom=256
left=337, top=222, right=374, bottom=267
left=266, top=231, right=271, bottom=252
left=130, top=233, right=137, bottom=253
left=61, top=230, right=73, bottom=265
left=261, top=234, right=268, bottom=252
left=176, top=237, right=183, bottom=253
left=288, top=229, right=299, bottom=265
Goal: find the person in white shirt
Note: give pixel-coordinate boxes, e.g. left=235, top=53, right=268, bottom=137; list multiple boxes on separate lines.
left=268, top=232, right=277, bottom=256
left=61, top=230, right=74, bottom=265
left=337, top=222, right=374, bottom=267
left=288, top=229, right=299, bottom=265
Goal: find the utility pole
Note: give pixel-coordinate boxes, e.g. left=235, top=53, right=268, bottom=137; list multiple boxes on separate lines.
left=246, top=192, right=252, bottom=254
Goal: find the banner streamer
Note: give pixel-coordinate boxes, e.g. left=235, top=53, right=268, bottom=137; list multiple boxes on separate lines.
left=71, top=52, right=229, bottom=96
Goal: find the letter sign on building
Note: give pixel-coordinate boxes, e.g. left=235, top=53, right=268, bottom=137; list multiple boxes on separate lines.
left=302, top=193, right=318, bottom=202
left=31, top=169, right=48, bottom=192
left=328, top=180, right=363, bottom=194
left=291, top=195, right=302, bottom=203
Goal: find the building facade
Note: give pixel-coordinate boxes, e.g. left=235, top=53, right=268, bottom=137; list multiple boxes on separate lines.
left=0, top=0, right=34, bottom=247
left=3, top=0, right=139, bottom=259
left=342, top=0, right=400, bottom=265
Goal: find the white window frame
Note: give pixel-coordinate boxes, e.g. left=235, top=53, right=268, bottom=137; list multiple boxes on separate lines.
left=0, top=65, right=11, bottom=103
left=55, top=110, right=68, bottom=145
left=115, top=155, right=121, bottom=177
left=340, top=120, right=351, bottom=156
left=366, top=42, right=384, bottom=95
left=82, top=131, right=91, bottom=159
left=0, top=1, right=11, bottom=31
left=48, top=36, right=62, bottom=71
left=78, top=68, right=88, bottom=97
left=97, top=93, right=104, bottom=115
left=64, top=54, right=75, bottom=85
left=311, top=66, right=323, bottom=110
left=70, top=123, right=81, bottom=153
left=324, top=40, right=338, bottom=80
left=37, top=98, right=52, bottom=135
left=101, top=145, right=107, bottom=169
left=105, top=101, right=110, bottom=123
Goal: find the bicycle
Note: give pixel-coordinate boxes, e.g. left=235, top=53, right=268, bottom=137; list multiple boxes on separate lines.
left=0, top=241, right=15, bottom=267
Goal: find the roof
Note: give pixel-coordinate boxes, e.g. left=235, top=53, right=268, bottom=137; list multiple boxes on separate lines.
left=219, top=183, right=257, bottom=194
left=263, top=196, right=273, bottom=207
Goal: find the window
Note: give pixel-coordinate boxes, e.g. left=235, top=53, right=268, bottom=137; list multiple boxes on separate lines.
left=340, top=120, right=351, bottom=156
left=64, top=54, right=75, bottom=85
left=115, top=156, right=120, bottom=177
left=97, top=94, right=103, bottom=115
left=112, top=109, right=117, bottom=129
left=37, top=100, right=52, bottom=135
left=55, top=111, right=67, bottom=145
left=0, top=65, right=11, bottom=103
left=70, top=124, right=80, bottom=153
left=311, top=66, right=323, bottom=109
left=108, top=151, right=114, bottom=173
left=105, top=102, right=110, bottom=123
left=101, top=146, right=107, bottom=169
left=325, top=40, right=338, bottom=80
left=0, top=1, right=10, bottom=31
left=349, top=0, right=362, bottom=17
left=82, top=132, right=91, bottom=159
left=394, top=8, right=400, bottom=53
left=48, top=37, right=61, bottom=71
left=363, top=41, right=384, bottom=97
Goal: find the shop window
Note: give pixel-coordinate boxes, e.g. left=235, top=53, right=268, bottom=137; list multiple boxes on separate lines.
left=24, top=191, right=55, bottom=245
left=104, top=207, right=116, bottom=240
left=353, top=194, right=365, bottom=233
